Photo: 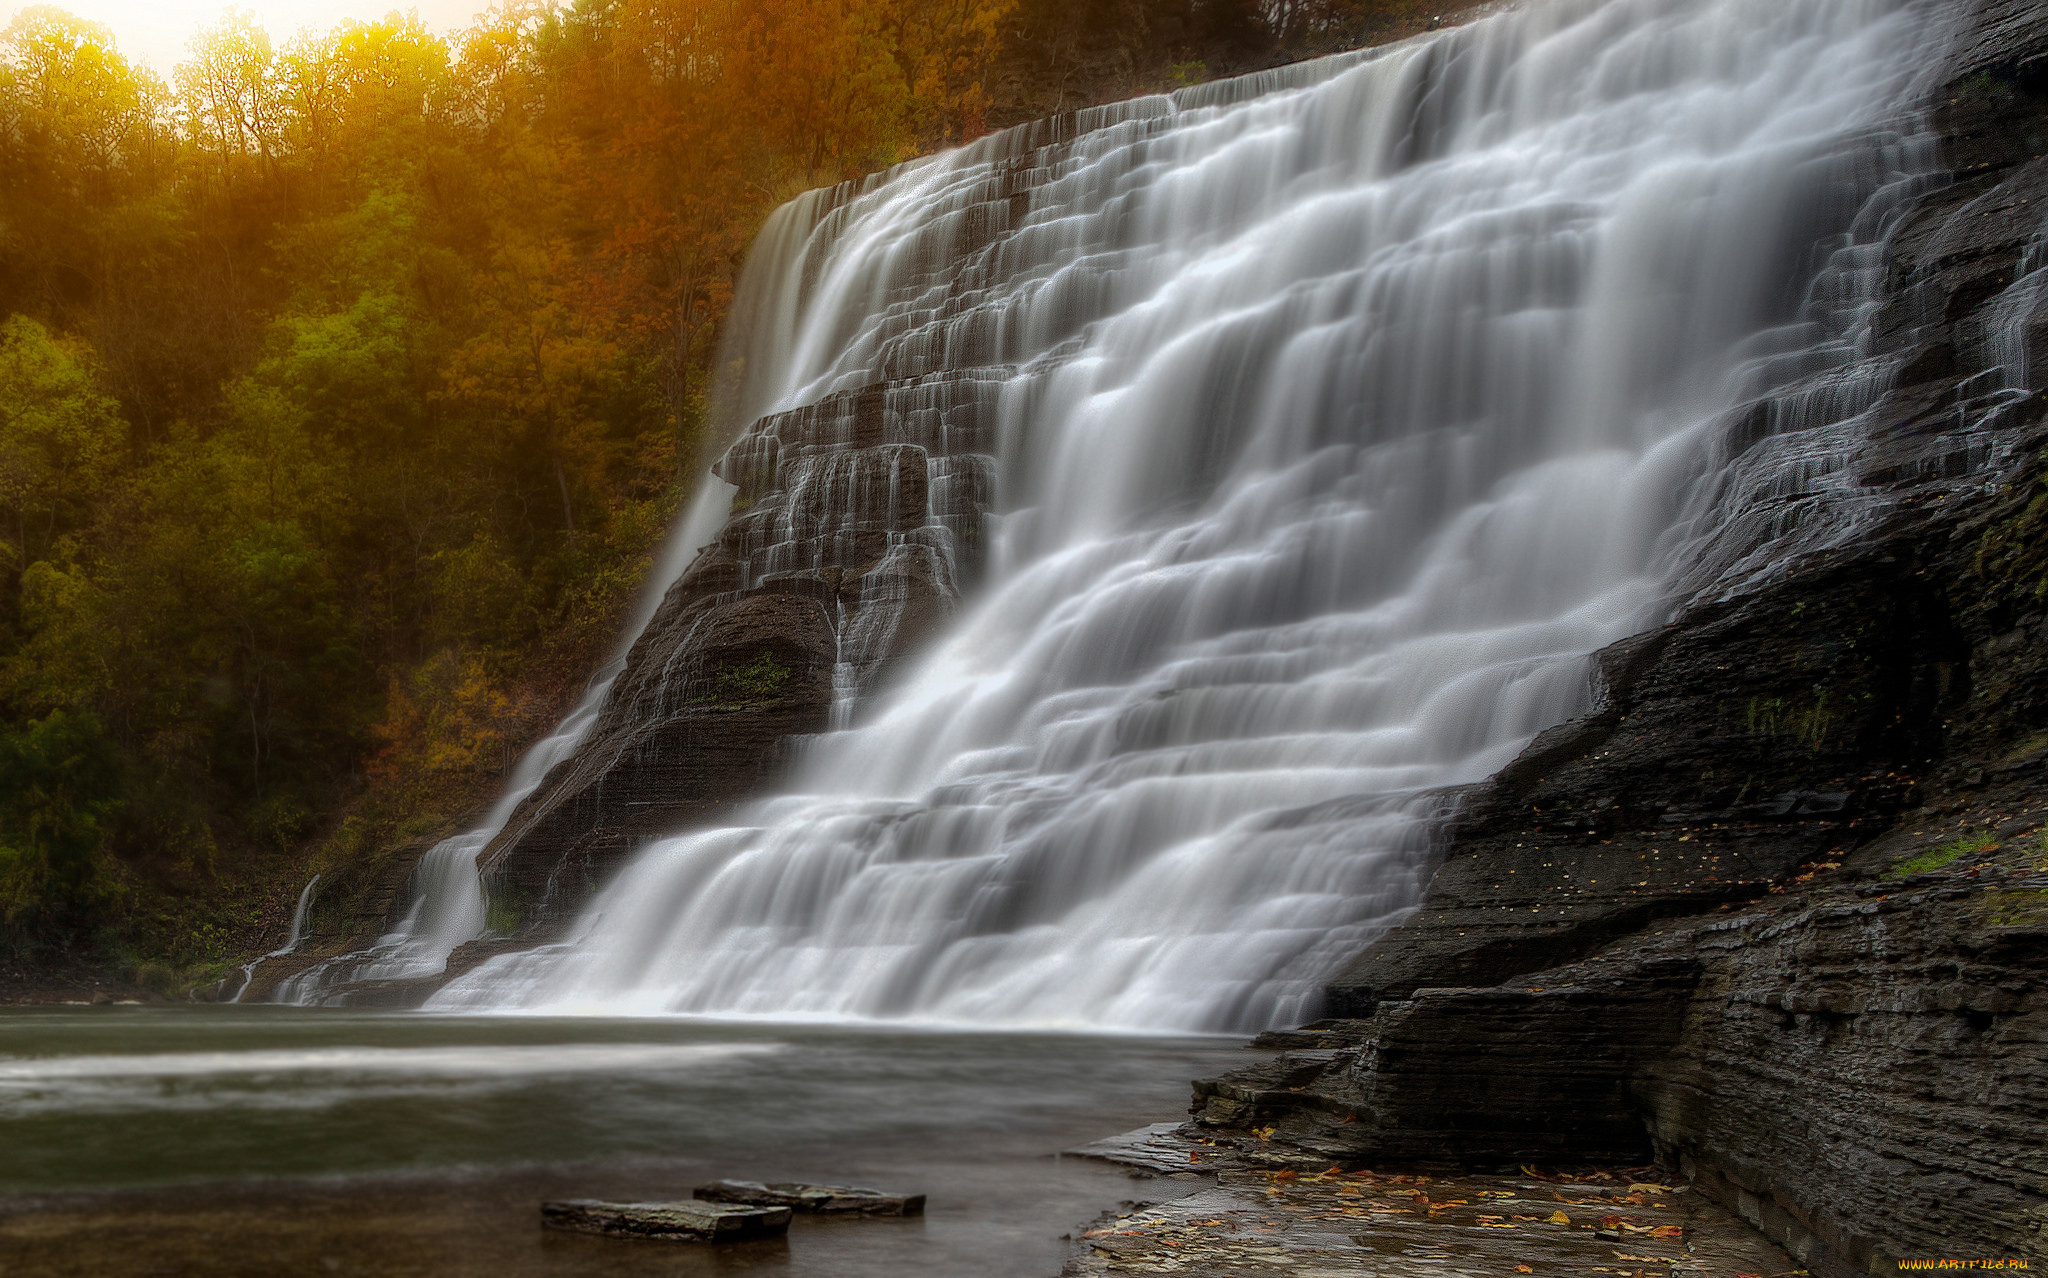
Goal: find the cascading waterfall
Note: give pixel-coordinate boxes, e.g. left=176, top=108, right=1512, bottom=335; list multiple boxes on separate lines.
left=432, top=0, right=1947, bottom=1031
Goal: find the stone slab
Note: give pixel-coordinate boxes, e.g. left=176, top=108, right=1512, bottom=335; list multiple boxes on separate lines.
left=694, top=1179, right=926, bottom=1216
left=539, top=1198, right=792, bottom=1241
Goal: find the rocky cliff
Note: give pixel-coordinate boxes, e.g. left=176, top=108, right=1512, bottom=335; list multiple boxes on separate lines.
left=1183, top=4, right=2048, bottom=1269
left=475, top=374, right=1004, bottom=921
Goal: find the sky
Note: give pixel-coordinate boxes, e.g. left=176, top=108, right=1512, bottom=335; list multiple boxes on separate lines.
left=2, top=0, right=492, bottom=74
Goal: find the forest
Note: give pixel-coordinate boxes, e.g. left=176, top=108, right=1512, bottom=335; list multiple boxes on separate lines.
left=0, top=0, right=1441, bottom=986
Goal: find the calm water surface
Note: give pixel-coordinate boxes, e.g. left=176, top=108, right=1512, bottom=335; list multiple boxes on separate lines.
left=0, top=1007, right=1251, bottom=1277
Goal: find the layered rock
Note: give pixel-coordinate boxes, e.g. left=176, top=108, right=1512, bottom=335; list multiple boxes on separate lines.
left=476, top=371, right=1007, bottom=921
left=1184, top=8, right=2048, bottom=1270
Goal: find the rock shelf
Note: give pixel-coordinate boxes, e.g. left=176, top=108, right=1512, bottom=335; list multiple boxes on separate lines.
left=1064, top=1127, right=1792, bottom=1277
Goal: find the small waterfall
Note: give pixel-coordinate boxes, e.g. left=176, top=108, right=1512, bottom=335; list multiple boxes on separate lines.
left=434, top=0, right=1950, bottom=1031
left=265, top=482, right=737, bottom=1003
left=227, top=873, right=320, bottom=1001
left=1986, top=229, right=2048, bottom=393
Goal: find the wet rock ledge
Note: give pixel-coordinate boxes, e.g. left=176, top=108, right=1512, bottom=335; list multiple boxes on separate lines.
left=1063, top=1130, right=1797, bottom=1278
left=1173, top=6, right=2048, bottom=1272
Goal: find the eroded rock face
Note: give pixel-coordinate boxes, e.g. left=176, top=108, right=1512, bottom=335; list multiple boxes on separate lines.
left=1188, top=12, right=2048, bottom=1270
left=478, top=370, right=1009, bottom=922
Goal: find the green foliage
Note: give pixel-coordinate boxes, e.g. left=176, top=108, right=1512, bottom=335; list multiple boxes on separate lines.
left=0, top=709, right=123, bottom=941
left=0, top=315, right=123, bottom=580
left=1887, top=833, right=1997, bottom=880
left=1979, top=887, right=2048, bottom=928
left=483, top=884, right=528, bottom=935
left=0, top=0, right=1321, bottom=973
left=707, top=650, right=792, bottom=704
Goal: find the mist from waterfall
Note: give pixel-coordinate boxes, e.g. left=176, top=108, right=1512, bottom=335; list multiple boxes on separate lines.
left=432, top=0, right=1946, bottom=1031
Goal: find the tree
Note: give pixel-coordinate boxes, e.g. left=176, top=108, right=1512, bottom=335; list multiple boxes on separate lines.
left=0, top=315, right=123, bottom=602
left=0, top=709, right=123, bottom=941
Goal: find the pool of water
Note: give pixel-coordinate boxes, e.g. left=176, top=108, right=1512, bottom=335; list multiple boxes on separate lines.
left=0, top=1006, right=1253, bottom=1277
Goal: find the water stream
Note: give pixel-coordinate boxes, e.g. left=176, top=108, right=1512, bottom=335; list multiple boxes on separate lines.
left=415, top=0, right=1948, bottom=1032
left=0, top=1007, right=1239, bottom=1277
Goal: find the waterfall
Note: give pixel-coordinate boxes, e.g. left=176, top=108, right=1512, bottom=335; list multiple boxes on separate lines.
left=226, top=873, right=320, bottom=1002
left=432, top=0, right=1946, bottom=1031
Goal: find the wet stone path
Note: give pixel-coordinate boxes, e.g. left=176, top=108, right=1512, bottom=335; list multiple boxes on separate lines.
left=1063, top=1129, right=1798, bottom=1277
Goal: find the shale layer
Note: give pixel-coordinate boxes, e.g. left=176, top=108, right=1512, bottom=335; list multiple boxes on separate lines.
left=1184, top=5, right=2048, bottom=1270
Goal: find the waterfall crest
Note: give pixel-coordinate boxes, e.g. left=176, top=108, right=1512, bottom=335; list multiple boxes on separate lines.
left=435, top=0, right=1944, bottom=1031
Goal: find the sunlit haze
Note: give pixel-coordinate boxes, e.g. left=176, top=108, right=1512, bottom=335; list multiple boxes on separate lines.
left=2, top=0, right=491, bottom=73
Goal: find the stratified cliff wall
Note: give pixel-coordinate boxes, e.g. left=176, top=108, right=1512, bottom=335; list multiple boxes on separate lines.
left=475, top=373, right=1007, bottom=920
left=469, top=119, right=1095, bottom=924
left=1187, top=4, right=2048, bottom=1268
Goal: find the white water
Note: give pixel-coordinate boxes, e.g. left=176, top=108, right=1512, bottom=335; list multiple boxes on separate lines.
left=229, top=872, right=320, bottom=1001
left=0, top=1038, right=783, bottom=1119
left=429, top=0, right=1947, bottom=1031
left=266, top=483, right=737, bottom=1002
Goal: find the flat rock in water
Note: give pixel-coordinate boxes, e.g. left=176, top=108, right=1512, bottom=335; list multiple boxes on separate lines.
left=1067, top=1122, right=1236, bottom=1174
left=539, top=1198, right=792, bottom=1241
left=694, top=1179, right=926, bottom=1216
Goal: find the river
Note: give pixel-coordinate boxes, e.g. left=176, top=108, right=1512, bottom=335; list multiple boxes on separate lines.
left=0, top=1006, right=1248, bottom=1276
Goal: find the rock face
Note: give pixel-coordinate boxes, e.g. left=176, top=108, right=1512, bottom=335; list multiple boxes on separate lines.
left=477, top=371, right=1010, bottom=921
left=1185, top=8, right=2048, bottom=1271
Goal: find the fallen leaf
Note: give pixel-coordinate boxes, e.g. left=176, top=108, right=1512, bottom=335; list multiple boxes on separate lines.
left=1549, top=1210, right=1572, bottom=1224
left=1628, top=1183, right=1675, bottom=1194
left=1650, top=1225, right=1685, bottom=1239
left=1516, top=1268, right=1534, bottom=1274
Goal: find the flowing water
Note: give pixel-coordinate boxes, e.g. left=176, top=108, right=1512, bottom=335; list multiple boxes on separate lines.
left=0, top=1006, right=1242, bottom=1276
left=9, top=3, right=1981, bottom=1271
left=425, top=0, right=1948, bottom=1030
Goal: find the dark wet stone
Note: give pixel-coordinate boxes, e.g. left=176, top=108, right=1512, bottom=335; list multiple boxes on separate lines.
left=539, top=1198, right=792, bottom=1241
left=1195, top=10, right=2048, bottom=1273
left=694, top=1179, right=926, bottom=1216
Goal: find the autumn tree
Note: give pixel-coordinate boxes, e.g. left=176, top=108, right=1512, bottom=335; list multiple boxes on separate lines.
left=0, top=0, right=1245, bottom=972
